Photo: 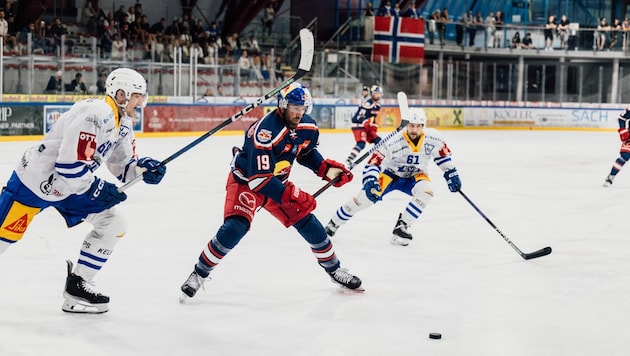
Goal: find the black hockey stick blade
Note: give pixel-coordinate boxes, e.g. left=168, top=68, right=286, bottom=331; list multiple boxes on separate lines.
left=118, top=29, right=315, bottom=193
left=522, top=246, right=552, bottom=260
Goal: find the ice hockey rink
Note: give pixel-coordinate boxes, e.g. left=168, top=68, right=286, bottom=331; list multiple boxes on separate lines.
left=1, top=128, right=628, bottom=356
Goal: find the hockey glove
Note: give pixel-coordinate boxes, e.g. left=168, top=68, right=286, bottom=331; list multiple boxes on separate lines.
left=443, top=168, right=462, bottom=192
left=362, top=178, right=381, bottom=203
left=317, top=159, right=353, bottom=187
left=281, top=181, right=316, bottom=212
left=137, top=157, right=166, bottom=185
left=88, top=178, right=127, bottom=210
left=619, top=128, right=629, bottom=142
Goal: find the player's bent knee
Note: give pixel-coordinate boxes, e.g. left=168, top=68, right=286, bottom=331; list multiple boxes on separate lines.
left=411, top=181, right=434, bottom=207
left=294, top=214, right=326, bottom=244
left=88, top=210, right=128, bottom=238
left=216, top=216, right=249, bottom=248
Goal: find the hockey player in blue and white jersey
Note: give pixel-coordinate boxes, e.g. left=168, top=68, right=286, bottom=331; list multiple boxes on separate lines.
left=603, top=107, right=630, bottom=186
left=0, top=68, right=166, bottom=313
left=180, top=83, right=362, bottom=300
left=326, top=108, right=462, bottom=246
left=344, top=85, right=383, bottom=166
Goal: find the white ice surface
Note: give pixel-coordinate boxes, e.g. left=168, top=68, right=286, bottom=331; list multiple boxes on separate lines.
left=0, top=130, right=629, bottom=356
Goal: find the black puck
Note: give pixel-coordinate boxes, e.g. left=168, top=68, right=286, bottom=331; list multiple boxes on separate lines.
left=429, top=332, right=442, bottom=340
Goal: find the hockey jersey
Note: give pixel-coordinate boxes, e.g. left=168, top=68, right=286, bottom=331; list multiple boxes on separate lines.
left=231, top=109, right=324, bottom=203
left=363, top=127, right=455, bottom=182
left=351, top=98, right=381, bottom=128
left=14, top=96, right=140, bottom=201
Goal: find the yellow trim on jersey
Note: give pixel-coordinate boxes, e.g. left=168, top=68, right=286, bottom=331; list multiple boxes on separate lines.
left=1, top=201, right=41, bottom=241
left=104, top=95, right=121, bottom=128
left=402, top=131, right=424, bottom=152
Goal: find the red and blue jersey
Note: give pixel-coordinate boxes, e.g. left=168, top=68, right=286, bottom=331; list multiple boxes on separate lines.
left=351, top=98, right=381, bottom=128
left=231, top=109, right=324, bottom=203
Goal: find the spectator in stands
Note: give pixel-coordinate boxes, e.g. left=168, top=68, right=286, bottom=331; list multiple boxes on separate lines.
left=197, top=87, right=214, bottom=102
left=111, top=33, right=125, bottom=60
left=543, top=15, right=556, bottom=50
left=494, top=11, right=504, bottom=48
left=114, top=5, right=126, bottom=25
left=557, top=14, right=570, bottom=49
left=473, top=12, right=483, bottom=46
left=166, top=18, right=181, bottom=37
left=150, top=17, right=166, bottom=37
left=4, top=1, right=14, bottom=19
left=44, top=70, right=64, bottom=94
left=378, top=1, right=392, bottom=16
left=427, top=10, right=439, bottom=45
left=81, top=1, right=96, bottom=26
left=216, top=84, right=224, bottom=96
left=391, top=2, right=401, bottom=17
left=262, top=3, right=275, bottom=36
left=455, top=14, right=464, bottom=46
left=127, top=5, right=136, bottom=24
left=363, top=2, right=375, bottom=41
left=208, top=21, right=219, bottom=42
left=0, top=10, right=7, bottom=46
left=438, top=7, right=449, bottom=45
left=226, top=32, right=241, bottom=60
left=596, top=18, right=609, bottom=51
left=521, top=32, right=534, bottom=49
left=50, top=17, right=73, bottom=55
left=96, top=71, right=107, bottom=94
left=463, top=11, right=475, bottom=47
left=100, top=23, right=114, bottom=58
left=244, top=35, right=260, bottom=55
left=404, top=2, right=419, bottom=19
left=610, top=18, right=621, bottom=50
left=238, top=50, right=256, bottom=82
left=485, top=11, right=496, bottom=48
left=274, top=55, right=284, bottom=82
left=623, top=18, right=630, bottom=51
left=511, top=31, right=521, bottom=49
left=70, top=73, right=88, bottom=94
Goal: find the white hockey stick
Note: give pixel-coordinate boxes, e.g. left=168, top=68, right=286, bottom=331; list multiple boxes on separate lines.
left=119, top=29, right=315, bottom=192
left=312, top=91, right=410, bottom=198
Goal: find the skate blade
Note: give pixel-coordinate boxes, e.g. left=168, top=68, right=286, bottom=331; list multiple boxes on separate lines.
left=179, top=292, right=192, bottom=304
left=62, top=296, right=108, bottom=314
left=336, top=286, right=366, bottom=294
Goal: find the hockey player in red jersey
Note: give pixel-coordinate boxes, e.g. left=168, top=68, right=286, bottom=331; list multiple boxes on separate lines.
left=603, top=108, right=630, bottom=186
left=344, top=85, right=383, bottom=166
left=326, top=108, right=462, bottom=246
left=180, top=83, right=362, bottom=300
left=0, top=68, right=166, bottom=313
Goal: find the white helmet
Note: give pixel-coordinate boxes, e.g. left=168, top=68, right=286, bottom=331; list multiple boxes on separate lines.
left=407, top=108, right=427, bottom=125
left=106, top=68, right=148, bottom=108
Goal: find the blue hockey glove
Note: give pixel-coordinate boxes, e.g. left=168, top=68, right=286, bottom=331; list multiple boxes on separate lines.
left=443, top=168, right=461, bottom=192
left=362, top=178, right=381, bottom=203
left=137, top=157, right=166, bottom=184
left=88, top=178, right=127, bottom=210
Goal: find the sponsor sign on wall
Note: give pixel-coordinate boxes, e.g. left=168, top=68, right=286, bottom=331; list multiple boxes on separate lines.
left=0, top=105, right=44, bottom=135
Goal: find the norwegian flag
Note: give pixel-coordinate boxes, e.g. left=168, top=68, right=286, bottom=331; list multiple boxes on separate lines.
left=372, top=16, right=424, bottom=64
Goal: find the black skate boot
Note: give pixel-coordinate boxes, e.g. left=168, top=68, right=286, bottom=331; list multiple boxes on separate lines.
left=62, top=260, right=109, bottom=314
left=391, top=213, right=413, bottom=246
left=328, top=267, right=362, bottom=290
left=180, top=270, right=210, bottom=302
left=325, top=219, right=339, bottom=237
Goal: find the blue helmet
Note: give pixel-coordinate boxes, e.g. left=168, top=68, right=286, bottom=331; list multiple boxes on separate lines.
left=370, top=85, right=383, bottom=95
left=278, top=82, right=313, bottom=114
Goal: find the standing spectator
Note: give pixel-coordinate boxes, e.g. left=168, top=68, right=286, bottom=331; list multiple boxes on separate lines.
left=364, top=2, right=375, bottom=41
left=455, top=14, right=464, bottom=46
left=262, top=3, right=275, bottom=36
left=557, top=14, right=570, bottom=49
left=81, top=1, right=96, bottom=26
left=544, top=15, right=557, bottom=50
left=404, top=2, right=419, bottom=18
left=473, top=12, right=484, bottom=46
left=485, top=11, right=496, bottom=48
left=596, top=18, right=609, bottom=51
left=623, top=18, right=630, bottom=51
left=44, top=70, right=64, bottom=94
left=428, top=10, right=440, bottom=45
left=391, top=2, right=401, bottom=17
left=438, top=7, right=449, bottom=45
left=114, top=5, right=126, bottom=25
left=0, top=10, right=8, bottom=45
left=378, top=0, right=392, bottom=16
left=70, top=73, right=88, bottom=94
left=610, top=18, right=622, bottom=50
left=494, top=11, right=504, bottom=47
left=178, top=83, right=361, bottom=301
left=464, top=11, right=475, bottom=47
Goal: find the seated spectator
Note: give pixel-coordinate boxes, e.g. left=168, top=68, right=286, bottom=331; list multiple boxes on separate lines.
left=511, top=32, right=522, bottom=48
left=197, top=87, right=214, bottom=102
left=521, top=32, right=535, bottom=49
left=110, top=33, right=125, bottom=60
left=96, top=71, right=107, bottom=94
left=238, top=50, right=256, bottom=82
left=44, top=71, right=64, bottom=94
left=69, top=73, right=88, bottom=94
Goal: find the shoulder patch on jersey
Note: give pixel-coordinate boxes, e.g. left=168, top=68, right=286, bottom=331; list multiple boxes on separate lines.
left=77, top=131, right=97, bottom=161
left=424, top=143, right=436, bottom=155
left=257, top=129, right=273, bottom=143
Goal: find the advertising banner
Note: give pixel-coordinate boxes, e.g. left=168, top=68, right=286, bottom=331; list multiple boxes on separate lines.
left=463, top=107, right=620, bottom=128
left=0, top=104, right=44, bottom=136
left=143, top=105, right=265, bottom=133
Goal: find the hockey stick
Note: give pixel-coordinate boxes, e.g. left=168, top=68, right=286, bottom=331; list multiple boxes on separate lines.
left=118, top=29, right=315, bottom=192
left=312, top=91, right=410, bottom=198
left=458, top=190, right=552, bottom=260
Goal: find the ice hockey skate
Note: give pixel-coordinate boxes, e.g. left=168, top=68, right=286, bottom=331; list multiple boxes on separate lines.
left=62, top=260, right=109, bottom=314
left=328, top=267, right=362, bottom=290
left=180, top=270, right=209, bottom=303
left=603, top=174, right=615, bottom=187
left=391, top=213, right=413, bottom=246
left=325, top=219, right=339, bottom=237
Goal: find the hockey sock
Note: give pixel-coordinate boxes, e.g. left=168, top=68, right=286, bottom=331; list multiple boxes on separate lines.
left=75, top=211, right=127, bottom=281
left=196, top=216, right=248, bottom=277
left=295, top=215, right=340, bottom=272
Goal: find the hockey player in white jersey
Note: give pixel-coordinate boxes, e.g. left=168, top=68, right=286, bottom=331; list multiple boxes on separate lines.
left=325, top=107, right=462, bottom=246
left=0, top=68, right=166, bottom=313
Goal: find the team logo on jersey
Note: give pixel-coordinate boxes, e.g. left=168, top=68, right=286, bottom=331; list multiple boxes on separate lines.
left=273, top=160, right=292, bottom=182
left=424, top=143, right=435, bottom=155
left=3, top=214, right=28, bottom=234
left=257, top=129, right=272, bottom=143
left=236, top=192, right=257, bottom=215
left=77, top=131, right=97, bottom=161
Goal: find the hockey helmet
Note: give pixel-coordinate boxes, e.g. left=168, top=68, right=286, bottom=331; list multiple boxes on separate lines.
left=370, top=85, right=383, bottom=95
left=106, top=68, right=148, bottom=108
left=277, top=82, right=313, bottom=114
left=407, top=108, right=427, bottom=125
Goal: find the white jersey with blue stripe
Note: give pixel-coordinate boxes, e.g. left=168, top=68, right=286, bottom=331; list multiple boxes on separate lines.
left=14, top=97, right=139, bottom=201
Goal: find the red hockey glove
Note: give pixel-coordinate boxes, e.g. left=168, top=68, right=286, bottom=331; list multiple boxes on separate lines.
left=317, top=159, right=353, bottom=187
left=619, top=128, right=629, bottom=142
left=281, top=182, right=316, bottom=211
